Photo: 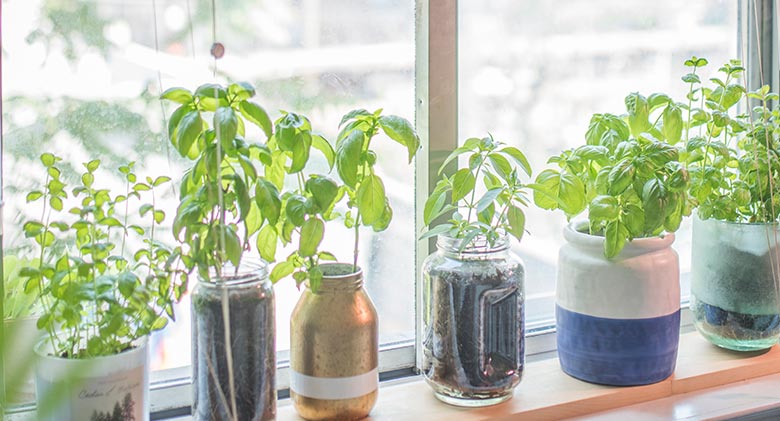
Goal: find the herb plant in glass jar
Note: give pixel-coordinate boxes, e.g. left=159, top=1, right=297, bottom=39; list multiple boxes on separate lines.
left=161, top=82, right=279, bottom=421
left=420, top=135, right=530, bottom=407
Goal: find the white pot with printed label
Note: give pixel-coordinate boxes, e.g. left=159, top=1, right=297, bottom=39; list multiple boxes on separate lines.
left=34, top=337, right=149, bottom=421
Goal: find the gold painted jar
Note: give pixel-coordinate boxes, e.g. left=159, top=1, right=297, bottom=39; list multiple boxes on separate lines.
left=290, top=263, right=378, bottom=420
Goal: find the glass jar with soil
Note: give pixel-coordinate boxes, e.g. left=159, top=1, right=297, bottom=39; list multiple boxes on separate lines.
left=691, top=215, right=780, bottom=351
left=421, top=234, right=525, bottom=407
left=191, top=258, right=276, bottom=421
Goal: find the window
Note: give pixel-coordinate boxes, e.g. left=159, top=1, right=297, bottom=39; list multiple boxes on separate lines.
left=1, top=0, right=415, bottom=380
left=458, top=0, right=739, bottom=326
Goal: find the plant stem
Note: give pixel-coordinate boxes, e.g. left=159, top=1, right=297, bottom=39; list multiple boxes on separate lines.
left=353, top=215, right=360, bottom=272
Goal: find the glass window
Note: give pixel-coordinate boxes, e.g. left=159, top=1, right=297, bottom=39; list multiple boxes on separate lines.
left=2, top=0, right=415, bottom=373
left=458, top=0, right=739, bottom=326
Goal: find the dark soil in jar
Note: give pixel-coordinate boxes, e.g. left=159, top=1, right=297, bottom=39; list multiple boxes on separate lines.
left=423, top=263, right=524, bottom=397
left=693, top=298, right=780, bottom=341
left=192, top=283, right=276, bottom=421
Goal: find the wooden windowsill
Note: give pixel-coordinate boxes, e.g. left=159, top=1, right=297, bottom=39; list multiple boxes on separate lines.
left=278, top=332, right=780, bottom=420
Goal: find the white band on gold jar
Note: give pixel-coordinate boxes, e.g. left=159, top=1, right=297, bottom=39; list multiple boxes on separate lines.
left=290, top=368, right=378, bottom=400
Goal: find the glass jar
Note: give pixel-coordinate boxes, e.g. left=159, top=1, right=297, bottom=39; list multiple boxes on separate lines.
left=290, top=263, right=378, bottom=420
left=691, top=215, right=780, bottom=351
left=421, top=234, right=525, bottom=407
left=191, top=258, right=276, bottom=421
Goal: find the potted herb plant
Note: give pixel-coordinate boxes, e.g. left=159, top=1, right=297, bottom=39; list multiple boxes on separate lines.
left=3, top=254, right=43, bottom=405
left=20, top=154, right=182, bottom=420
left=682, top=58, right=780, bottom=351
left=263, top=108, right=419, bottom=420
left=532, top=90, right=691, bottom=386
left=161, top=82, right=279, bottom=421
left=419, top=134, right=529, bottom=406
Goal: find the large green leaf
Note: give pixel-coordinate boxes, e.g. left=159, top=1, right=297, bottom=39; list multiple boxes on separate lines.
left=336, top=130, right=364, bottom=187
left=641, top=178, right=667, bottom=232
left=604, top=220, right=629, bottom=258
left=625, top=92, right=650, bottom=138
left=306, top=177, right=339, bottom=212
left=357, top=175, right=387, bottom=226
left=507, top=205, right=526, bottom=242
left=238, top=100, right=273, bottom=138
left=299, top=218, right=324, bottom=257
left=255, top=179, right=282, bottom=225
left=214, top=106, right=238, bottom=151
left=662, top=104, right=683, bottom=144
left=160, top=87, right=193, bottom=104
left=499, top=146, right=532, bottom=176
left=256, top=225, right=278, bottom=262
left=607, top=160, right=635, bottom=195
left=312, top=134, right=336, bottom=169
left=589, top=195, right=619, bottom=221
left=175, top=111, right=204, bottom=158
left=532, top=169, right=586, bottom=216
left=378, top=115, right=420, bottom=162
left=451, top=168, right=476, bottom=202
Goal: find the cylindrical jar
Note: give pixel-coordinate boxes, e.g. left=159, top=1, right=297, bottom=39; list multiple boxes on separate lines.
left=290, top=263, right=378, bottom=420
left=191, top=258, right=276, bottom=421
left=691, top=215, right=780, bottom=351
left=421, top=234, right=525, bottom=407
left=556, top=221, right=680, bottom=386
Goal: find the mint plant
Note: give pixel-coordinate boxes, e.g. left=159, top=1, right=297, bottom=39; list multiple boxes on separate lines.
left=421, top=135, right=532, bottom=249
left=20, top=154, right=181, bottom=358
left=680, top=57, right=780, bottom=223
left=533, top=92, right=691, bottom=258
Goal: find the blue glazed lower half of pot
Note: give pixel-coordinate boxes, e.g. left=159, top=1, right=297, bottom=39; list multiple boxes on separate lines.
left=556, top=305, right=680, bottom=386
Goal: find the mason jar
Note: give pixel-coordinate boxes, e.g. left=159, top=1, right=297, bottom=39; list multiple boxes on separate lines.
left=691, top=215, right=780, bottom=351
left=421, top=234, right=525, bottom=407
left=191, top=258, right=276, bottom=421
left=290, top=263, right=378, bottom=420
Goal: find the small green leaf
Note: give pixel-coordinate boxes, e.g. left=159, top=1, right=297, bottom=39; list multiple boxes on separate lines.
left=270, top=261, right=296, bottom=283
left=299, top=217, right=325, bottom=257
left=214, top=106, right=238, bottom=151
left=238, top=101, right=273, bottom=138
left=40, top=153, right=57, bottom=167
left=378, top=115, right=420, bottom=162
left=605, top=220, right=628, bottom=258
left=607, top=160, right=635, bottom=195
left=26, top=191, right=43, bottom=202
left=487, top=153, right=512, bottom=179
left=175, top=110, right=204, bottom=158
left=451, top=168, right=476, bottom=202
left=419, top=223, right=453, bottom=241
left=499, top=146, right=532, bottom=176
left=357, top=175, right=387, bottom=226
left=662, top=104, right=683, bottom=144
left=285, top=195, right=308, bottom=226
left=257, top=225, right=278, bottom=262
left=507, top=205, right=526, bottom=242
left=589, top=195, right=619, bottom=220
left=255, top=179, right=282, bottom=225
left=423, top=191, right=446, bottom=226
left=311, top=134, right=336, bottom=169
left=476, top=188, right=502, bottom=213
left=228, top=82, right=256, bottom=100
left=160, top=87, right=193, bottom=104
left=339, top=109, right=371, bottom=128
left=306, top=177, right=340, bottom=211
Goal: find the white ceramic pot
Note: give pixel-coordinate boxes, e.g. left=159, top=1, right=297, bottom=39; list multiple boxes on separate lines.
left=556, top=221, right=680, bottom=386
left=4, top=316, right=43, bottom=404
left=35, top=337, right=149, bottom=421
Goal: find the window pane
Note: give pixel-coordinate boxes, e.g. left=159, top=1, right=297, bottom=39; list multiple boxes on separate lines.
left=459, top=0, right=738, bottom=325
left=2, top=0, right=415, bottom=371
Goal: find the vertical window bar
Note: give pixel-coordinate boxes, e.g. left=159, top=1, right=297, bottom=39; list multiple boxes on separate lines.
left=414, top=0, right=459, bottom=370
left=740, top=0, right=776, bottom=93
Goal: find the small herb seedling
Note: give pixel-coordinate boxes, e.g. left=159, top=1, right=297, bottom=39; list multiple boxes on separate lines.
left=421, top=134, right=532, bottom=249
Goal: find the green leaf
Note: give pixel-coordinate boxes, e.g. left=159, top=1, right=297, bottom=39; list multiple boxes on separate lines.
left=642, top=178, right=667, bottom=232
left=607, top=160, right=635, bottom=195
left=228, top=82, right=256, bottom=101
left=306, top=177, right=340, bottom=211
left=49, top=196, right=63, bottom=211
left=285, top=195, right=308, bottom=226
left=604, top=220, right=629, bottom=258
left=476, top=188, right=502, bottom=213
left=419, top=223, right=453, bottom=241
left=224, top=226, right=242, bottom=267
left=99, top=217, right=123, bottom=227
left=160, top=87, right=193, bottom=104
left=371, top=201, right=393, bottom=232
left=378, top=115, right=420, bottom=162
left=214, top=106, right=238, bottom=151
left=175, top=110, right=204, bottom=158
left=625, top=92, right=650, bottom=138
left=487, top=153, right=512, bottom=179
left=40, top=153, right=56, bottom=167
left=339, top=109, right=371, bottom=127
left=622, top=203, right=645, bottom=236
left=257, top=225, right=278, bottom=262
left=238, top=101, right=273, bottom=138
left=299, top=217, right=325, bottom=257
left=289, top=132, right=312, bottom=173
left=423, top=191, right=447, bottom=226
left=589, top=195, right=619, bottom=221
left=255, top=179, right=282, bottom=225
left=507, top=205, right=526, bottom=242
left=499, top=146, right=532, bottom=176
left=532, top=169, right=586, bottom=216
left=451, top=168, right=476, bottom=202
left=23, top=221, right=44, bottom=238
left=270, top=261, right=296, bottom=283
left=26, top=191, right=43, bottom=202
left=167, top=105, right=191, bottom=143
left=662, top=104, right=683, bottom=144
left=336, top=130, right=364, bottom=187
left=311, top=134, right=336, bottom=169
left=357, top=175, right=387, bottom=226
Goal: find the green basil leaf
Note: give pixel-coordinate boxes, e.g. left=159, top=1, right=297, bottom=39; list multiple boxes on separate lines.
left=289, top=132, right=312, bottom=173
left=625, top=92, right=650, bottom=138
left=228, top=82, right=256, bottom=101
left=507, top=205, right=526, bottom=242
left=378, top=115, right=420, bottom=163
left=589, top=195, right=619, bottom=221
left=256, top=225, right=278, bottom=263
left=499, top=146, right=532, bottom=176
left=607, top=160, right=635, bottom=195
left=238, top=101, right=273, bottom=138
left=214, top=106, right=238, bottom=152
left=306, top=177, right=340, bottom=212
left=476, top=188, right=502, bottom=213
left=336, top=130, right=364, bottom=187
left=270, top=260, right=296, bottom=283
left=451, top=168, right=476, bottom=203
left=662, top=104, right=683, bottom=144
left=299, top=217, right=325, bottom=257
left=311, top=134, right=336, bottom=169
left=160, top=87, right=193, bottom=104
left=339, top=109, right=371, bottom=128
left=604, top=220, right=628, bottom=258
left=255, top=179, right=282, bottom=225
left=285, top=195, right=308, bottom=226
left=357, top=175, right=387, bottom=226
left=175, top=110, right=204, bottom=158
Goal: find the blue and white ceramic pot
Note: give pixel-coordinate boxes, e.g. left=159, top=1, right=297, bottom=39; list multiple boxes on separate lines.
left=556, top=221, right=680, bottom=386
